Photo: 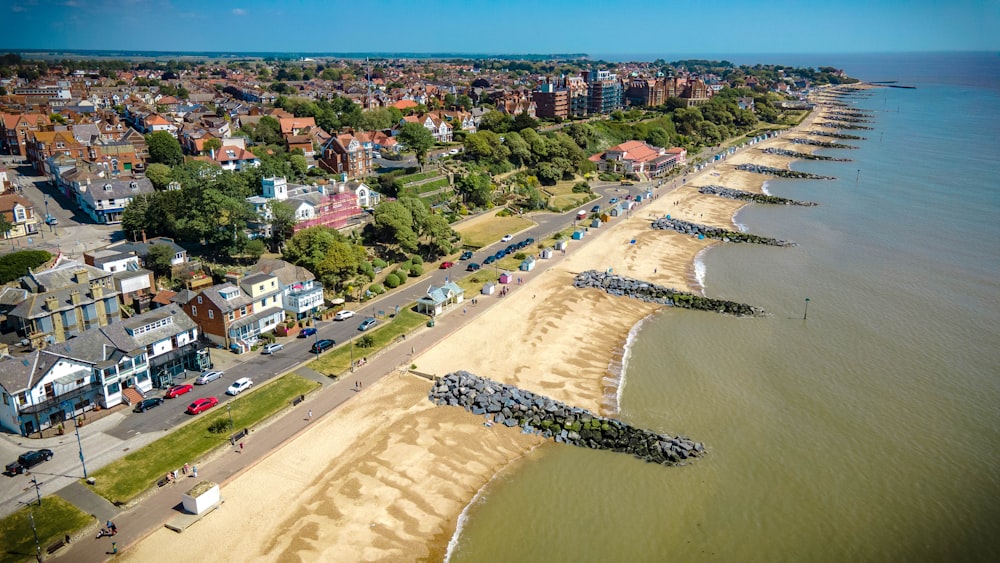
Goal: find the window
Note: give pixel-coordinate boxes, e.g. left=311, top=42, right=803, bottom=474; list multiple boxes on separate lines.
left=197, top=296, right=203, bottom=304
left=191, top=305, right=197, bottom=317
left=208, top=309, right=214, bottom=320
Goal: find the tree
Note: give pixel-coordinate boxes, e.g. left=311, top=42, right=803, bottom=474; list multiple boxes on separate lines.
left=371, top=201, right=418, bottom=253
left=398, top=196, right=430, bottom=236
left=269, top=200, right=297, bottom=251
left=252, top=116, right=283, bottom=145
left=242, top=239, right=267, bottom=264
left=146, top=243, right=175, bottom=280
left=146, top=131, right=184, bottom=166
left=479, top=110, right=512, bottom=133
left=510, top=112, right=538, bottom=132
left=397, top=122, right=435, bottom=170
left=289, top=154, right=308, bottom=177
left=145, top=163, right=172, bottom=190
left=202, top=138, right=222, bottom=155
left=646, top=127, right=671, bottom=149
left=455, top=173, right=494, bottom=208
left=0, top=213, right=13, bottom=246
left=423, top=214, right=455, bottom=258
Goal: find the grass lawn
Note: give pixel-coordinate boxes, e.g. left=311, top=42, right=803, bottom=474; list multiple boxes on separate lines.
left=308, top=307, right=429, bottom=376
left=455, top=215, right=536, bottom=249
left=89, top=374, right=318, bottom=505
left=398, top=171, right=438, bottom=184
left=0, top=497, right=92, bottom=563
left=544, top=176, right=598, bottom=212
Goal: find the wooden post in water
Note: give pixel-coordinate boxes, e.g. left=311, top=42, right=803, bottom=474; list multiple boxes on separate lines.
left=803, top=297, right=811, bottom=320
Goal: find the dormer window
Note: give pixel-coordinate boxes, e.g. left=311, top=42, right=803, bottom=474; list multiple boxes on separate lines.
left=103, top=183, right=113, bottom=192
left=129, top=181, right=138, bottom=190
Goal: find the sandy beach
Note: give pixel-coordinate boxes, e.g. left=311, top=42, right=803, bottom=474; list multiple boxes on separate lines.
left=125, top=105, right=832, bottom=562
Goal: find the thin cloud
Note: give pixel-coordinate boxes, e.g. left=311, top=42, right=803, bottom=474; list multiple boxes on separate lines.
left=232, top=8, right=246, bottom=15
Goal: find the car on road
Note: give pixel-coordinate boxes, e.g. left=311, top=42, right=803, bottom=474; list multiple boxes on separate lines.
left=358, top=317, right=378, bottom=331
left=501, top=234, right=513, bottom=243
left=227, top=377, right=254, bottom=396
left=609, top=197, right=618, bottom=204
left=194, top=370, right=224, bottom=385
left=334, top=310, right=355, bottom=321
left=185, top=397, right=219, bottom=415
left=460, top=250, right=474, bottom=260
left=448, top=148, right=461, bottom=155
left=440, top=261, right=455, bottom=269
left=6, top=449, right=54, bottom=475
left=44, top=214, right=58, bottom=226
left=299, top=327, right=317, bottom=338
left=310, top=339, right=336, bottom=353
left=483, top=255, right=496, bottom=265
left=466, top=262, right=481, bottom=271
left=261, top=343, right=283, bottom=355
left=165, top=384, right=194, bottom=399
left=133, top=397, right=164, bottom=413
left=524, top=238, right=535, bottom=245
left=591, top=205, right=601, bottom=213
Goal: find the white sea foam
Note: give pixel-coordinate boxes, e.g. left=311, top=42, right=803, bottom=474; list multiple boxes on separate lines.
left=693, top=248, right=709, bottom=294
left=613, top=314, right=649, bottom=412
left=761, top=180, right=772, bottom=195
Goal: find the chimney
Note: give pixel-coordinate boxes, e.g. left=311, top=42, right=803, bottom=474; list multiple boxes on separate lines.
left=210, top=147, right=216, bottom=160
left=45, top=295, right=59, bottom=311
left=72, top=269, right=89, bottom=284
left=90, top=283, right=103, bottom=300
left=70, top=289, right=81, bottom=305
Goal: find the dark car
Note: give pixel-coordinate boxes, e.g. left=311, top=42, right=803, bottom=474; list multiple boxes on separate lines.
left=6, top=449, right=54, bottom=475
left=483, top=255, right=496, bottom=265
left=165, top=384, right=194, bottom=399
left=133, top=397, right=165, bottom=413
left=466, top=262, right=481, bottom=271
left=524, top=238, right=535, bottom=245
left=460, top=250, right=474, bottom=260
left=310, top=338, right=336, bottom=353
left=591, top=205, right=601, bottom=213
left=298, top=327, right=317, bottom=338
left=185, top=396, right=219, bottom=415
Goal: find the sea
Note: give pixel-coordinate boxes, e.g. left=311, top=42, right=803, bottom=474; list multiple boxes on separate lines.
left=446, top=52, right=1000, bottom=562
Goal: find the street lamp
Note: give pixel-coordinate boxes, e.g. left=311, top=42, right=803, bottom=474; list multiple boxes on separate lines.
left=63, top=401, right=88, bottom=478
left=227, top=402, right=234, bottom=433
left=18, top=502, right=42, bottom=563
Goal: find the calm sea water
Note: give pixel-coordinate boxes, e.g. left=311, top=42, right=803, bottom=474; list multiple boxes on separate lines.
left=448, top=53, right=1000, bottom=562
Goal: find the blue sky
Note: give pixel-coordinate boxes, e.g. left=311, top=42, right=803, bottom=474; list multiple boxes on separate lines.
left=3, top=0, right=997, bottom=55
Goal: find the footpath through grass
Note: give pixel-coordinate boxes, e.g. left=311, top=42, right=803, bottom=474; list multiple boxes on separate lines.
left=89, top=373, right=318, bottom=505
left=309, top=307, right=428, bottom=376
left=0, top=497, right=91, bottom=563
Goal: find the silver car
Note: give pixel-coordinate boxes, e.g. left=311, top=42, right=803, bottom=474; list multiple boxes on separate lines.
left=194, top=370, right=224, bottom=385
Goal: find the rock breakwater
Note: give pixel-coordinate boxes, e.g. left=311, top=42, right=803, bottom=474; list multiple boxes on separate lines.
left=735, top=163, right=836, bottom=180
left=698, top=184, right=817, bottom=206
left=809, top=130, right=866, bottom=140
left=792, top=138, right=857, bottom=149
left=651, top=216, right=796, bottom=247
left=573, top=270, right=766, bottom=316
left=817, top=121, right=874, bottom=130
left=763, top=147, right=851, bottom=162
left=428, top=371, right=706, bottom=466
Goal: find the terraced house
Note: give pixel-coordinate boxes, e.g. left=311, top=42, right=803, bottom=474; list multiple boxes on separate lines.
left=177, top=272, right=284, bottom=353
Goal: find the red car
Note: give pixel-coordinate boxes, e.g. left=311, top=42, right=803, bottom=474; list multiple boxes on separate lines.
left=186, top=397, right=219, bottom=415
left=440, top=261, right=455, bottom=269
left=165, top=384, right=194, bottom=399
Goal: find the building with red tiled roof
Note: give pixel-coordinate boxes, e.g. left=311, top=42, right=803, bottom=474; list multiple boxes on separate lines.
left=213, top=145, right=261, bottom=172
left=590, top=140, right=686, bottom=177
left=1, top=113, right=51, bottom=156
left=390, top=99, right=418, bottom=111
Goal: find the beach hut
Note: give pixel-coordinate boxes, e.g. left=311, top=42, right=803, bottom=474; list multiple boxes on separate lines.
left=609, top=204, right=625, bottom=217
left=415, top=281, right=465, bottom=316
left=540, top=247, right=554, bottom=259
left=590, top=218, right=602, bottom=228
left=182, top=481, right=220, bottom=515
left=554, top=239, right=568, bottom=251
left=571, top=230, right=585, bottom=240
left=519, top=256, right=536, bottom=271
left=499, top=272, right=514, bottom=284
left=599, top=212, right=611, bottom=222
left=481, top=282, right=496, bottom=295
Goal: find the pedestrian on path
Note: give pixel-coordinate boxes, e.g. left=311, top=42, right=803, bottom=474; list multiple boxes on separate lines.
left=239, top=441, right=244, bottom=453
left=308, top=409, right=313, bottom=421
left=192, top=465, right=198, bottom=478
left=112, top=542, right=117, bottom=554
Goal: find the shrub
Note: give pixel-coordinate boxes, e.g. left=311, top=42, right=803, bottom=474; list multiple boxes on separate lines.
left=208, top=418, right=232, bottom=434
left=410, top=255, right=423, bottom=265
left=0, top=250, right=52, bottom=284
left=384, top=273, right=400, bottom=288
left=514, top=252, right=527, bottom=260
left=369, top=283, right=385, bottom=294
left=409, top=264, right=423, bottom=277
left=393, top=269, right=407, bottom=284
left=399, top=260, right=412, bottom=271
left=357, top=334, right=375, bottom=348
left=372, top=258, right=388, bottom=269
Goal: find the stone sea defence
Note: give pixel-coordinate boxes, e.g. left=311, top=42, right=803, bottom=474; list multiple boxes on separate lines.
left=824, top=115, right=874, bottom=124
left=762, top=147, right=851, bottom=162
left=698, top=184, right=818, bottom=206
left=816, top=121, right=874, bottom=130
left=826, top=110, right=874, bottom=119
left=809, top=130, right=866, bottom=140
left=428, top=371, right=706, bottom=466
left=792, top=138, right=857, bottom=149
left=735, top=163, right=836, bottom=180
left=651, top=215, right=796, bottom=247
left=573, top=270, right=766, bottom=316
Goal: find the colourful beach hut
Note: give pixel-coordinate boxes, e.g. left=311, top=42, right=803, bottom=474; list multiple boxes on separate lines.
left=554, top=239, right=569, bottom=251
left=481, top=282, right=496, bottom=295
left=571, top=230, right=585, bottom=240
left=519, top=256, right=536, bottom=271
left=590, top=219, right=602, bottom=228
left=540, top=247, right=554, bottom=259
left=499, top=272, right=514, bottom=284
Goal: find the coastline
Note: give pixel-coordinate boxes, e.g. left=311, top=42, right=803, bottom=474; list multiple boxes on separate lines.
left=123, top=98, right=841, bottom=562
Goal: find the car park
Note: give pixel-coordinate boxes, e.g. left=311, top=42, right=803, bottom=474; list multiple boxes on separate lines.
left=460, top=250, right=474, bottom=260
left=195, top=370, right=224, bottom=385
left=466, top=262, right=481, bottom=271
left=358, top=317, right=378, bottom=331
left=334, top=310, right=356, bottom=321
left=440, top=261, right=455, bottom=269
left=185, top=397, right=219, bottom=415
left=133, top=397, right=165, bottom=413
left=227, top=377, right=254, bottom=396
left=310, top=339, right=336, bottom=353
left=6, top=449, right=54, bottom=475
left=165, top=384, right=194, bottom=398
left=501, top=234, right=513, bottom=243
left=483, top=255, right=496, bottom=265
left=261, top=343, right=283, bottom=355
left=298, top=327, right=317, bottom=338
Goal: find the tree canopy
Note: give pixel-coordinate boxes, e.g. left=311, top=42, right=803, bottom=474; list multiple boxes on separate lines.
left=145, top=131, right=183, bottom=166
left=396, top=122, right=435, bottom=169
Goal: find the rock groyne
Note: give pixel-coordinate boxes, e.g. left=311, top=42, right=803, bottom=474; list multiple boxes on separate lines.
left=573, top=270, right=766, bottom=317
left=735, top=163, right=835, bottom=180
left=651, top=216, right=796, bottom=247
left=809, top=130, right=866, bottom=140
left=428, top=371, right=706, bottom=466
left=762, top=147, right=851, bottom=162
left=816, top=121, right=874, bottom=130
left=698, top=185, right=817, bottom=206
left=792, top=138, right=857, bottom=149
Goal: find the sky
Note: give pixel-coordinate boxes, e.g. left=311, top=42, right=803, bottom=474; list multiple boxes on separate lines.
left=2, top=0, right=998, bottom=56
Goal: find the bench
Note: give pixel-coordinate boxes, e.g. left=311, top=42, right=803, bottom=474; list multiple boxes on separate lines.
left=46, top=538, right=66, bottom=554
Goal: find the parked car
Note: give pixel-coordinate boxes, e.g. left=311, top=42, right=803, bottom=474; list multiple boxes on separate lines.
left=609, top=197, right=619, bottom=204
left=227, top=377, right=254, bottom=396
left=165, top=384, right=194, bottom=399
left=133, top=397, right=164, bottom=413
left=358, top=317, right=378, bottom=331
left=261, top=343, right=283, bottom=355
left=194, top=370, right=224, bottom=385
left=591, top=205, right=601, bottom=213
left=440, top=261, right=455, bottom=269
left=6, top=449, right=54, bottom=475
left=310, top=339, right=336, bottom=353
left=298, top=327, right=317, bottom=338
left=483, top=255, right=496, bottom=265
left=524, top=238, right=535, bottom=245
left=460, top=250, right=474, bottom=260
left=448, top=148, right=461, bottom=155
left=466, top=262, right=481, bottom=272
left=185, top=397, right=219, bottom=415
left=334, top=310, right=355, bottom=321
left=501, top=234, right=513, bottom=243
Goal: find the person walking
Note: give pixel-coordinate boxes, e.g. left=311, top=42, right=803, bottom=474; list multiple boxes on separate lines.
left=308, top=409, right=313, bottom=421
left=239, top=441, right=244, bottom=453
left=192, top=465, right=198, bottom=478
left=112, top=542, right=117, bottom=554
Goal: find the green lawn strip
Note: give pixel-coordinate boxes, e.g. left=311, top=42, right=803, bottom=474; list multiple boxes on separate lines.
left=88, top=374, right=318, bottom=505
left=308, top=307, right=428, bottom=376
left=456, top=216, right=536, bottom=248
left=0, top=496, right=91, bottom=563
left=398, top=171, right=438, bottom=184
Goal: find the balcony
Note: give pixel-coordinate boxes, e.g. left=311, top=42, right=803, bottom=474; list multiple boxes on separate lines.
left=19, top=381, right=99, bottom=415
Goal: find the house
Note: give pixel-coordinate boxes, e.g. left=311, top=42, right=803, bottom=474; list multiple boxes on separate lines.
left=8, top=258, right=122, bottom=347
left=251, top=177, right=367, bottom=236
left=102, top=236, right=189, bottom=270
left=83, top=248, right=155, bottom=311
left=589, top=141, right=686, bottom=178
left=317, top=132, right=373, bottom=179
left=247, top=258, right=325, bottom=321
left=0, top=113, right=51, bottom=156
left=0, top=306, right=208, bottom=435
left=0, top=193, right=41, bottom=240
left=143, top=114, right=178, bottom=135
left=400, top=113, right=453, bottom=143
left=213, top=145, right=260, bottom=172
left=415, top=282, right=465, bottom=317
left=77, top=177, right=155, bottom=224
left=26, top=130, right=87, bottom=175
left=178, top=274, right=284, bottom=353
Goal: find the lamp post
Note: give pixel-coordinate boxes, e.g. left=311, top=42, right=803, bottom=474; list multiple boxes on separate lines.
left=43, top=195, right=49, bottom=231
left=803, top=297, right=811, bottom=320
left=75, top=417, right=88, bottom=479
left=19, top=503, right=42, bottom=563
left=30, top=476, right=43, bottom=506
left=227, top=402, right=234, bottom=432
